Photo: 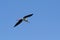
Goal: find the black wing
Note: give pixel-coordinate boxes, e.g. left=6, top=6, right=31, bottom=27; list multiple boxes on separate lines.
left=14, top=19, right=23, bottom=27
left=23, top=14, right=33, bottom=18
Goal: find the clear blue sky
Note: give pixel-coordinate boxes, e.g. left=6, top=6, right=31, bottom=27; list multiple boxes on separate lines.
left=0, top=0, right=60, bottom=40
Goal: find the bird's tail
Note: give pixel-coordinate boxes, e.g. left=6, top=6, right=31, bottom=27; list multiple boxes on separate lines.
left=24, top=20, right=30, bottom=23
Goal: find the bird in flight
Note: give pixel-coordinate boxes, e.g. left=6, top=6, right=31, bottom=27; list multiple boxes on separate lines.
left=14, top=13, right=33, bottom=27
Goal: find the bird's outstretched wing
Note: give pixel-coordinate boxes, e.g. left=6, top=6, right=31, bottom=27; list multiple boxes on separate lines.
left=23, top=14, right=33, bottom=18
left=14, top=19, right=23, bottom=27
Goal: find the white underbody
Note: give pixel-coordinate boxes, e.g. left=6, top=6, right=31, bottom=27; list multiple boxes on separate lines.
left=23, top=18, right=30, bottom=23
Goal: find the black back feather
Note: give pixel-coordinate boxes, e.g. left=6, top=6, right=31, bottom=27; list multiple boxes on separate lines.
left=23, top=14, right=33, bottom=18
left=14, top=19, right=23, bottom=27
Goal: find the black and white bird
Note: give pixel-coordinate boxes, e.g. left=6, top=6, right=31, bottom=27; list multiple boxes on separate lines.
left=14, top=13, right=33, bottom=27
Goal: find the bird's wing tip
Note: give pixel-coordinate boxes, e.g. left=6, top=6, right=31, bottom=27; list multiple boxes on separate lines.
left=14, top=25, right=16, bottom=27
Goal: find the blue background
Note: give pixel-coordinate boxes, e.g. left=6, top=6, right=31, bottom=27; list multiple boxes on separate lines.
left=0, top=0, right=60, bottom=40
